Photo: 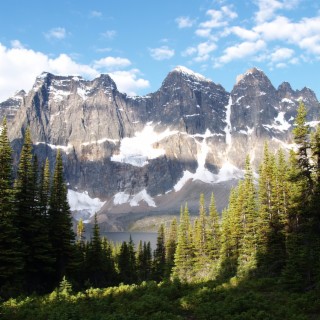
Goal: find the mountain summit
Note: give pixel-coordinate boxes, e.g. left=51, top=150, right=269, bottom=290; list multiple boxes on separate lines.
left=1, top=67, right=319, bottom=230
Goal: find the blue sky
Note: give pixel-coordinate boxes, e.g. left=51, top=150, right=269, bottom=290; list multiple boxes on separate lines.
left=0, top=0, right=319, bottom=101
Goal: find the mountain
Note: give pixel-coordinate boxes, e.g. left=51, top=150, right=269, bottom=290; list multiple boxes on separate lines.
left=1, top=66, right=319, bottom=230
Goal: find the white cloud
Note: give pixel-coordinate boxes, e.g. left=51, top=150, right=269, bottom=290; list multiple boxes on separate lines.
left=270, top=47, right=294, bottom=62
left=181, top=47, right=197, bottom=57
left=254, top=0, right=300, bottom=23
left=216, top=40, right=266, bottom=66
left=10, top=40, right=24, bottom=49
left=0, top=43, right=149, bottom=101
left=253, top=16, right=320, bottom=54
left=195, top=29, right=212, bottom=38
left=196, top=41, right=217, bottom=61
left=228, top=26, right=259, bottom=41
left=176, top=16, right=195, bottom=28
left=93, top=57, right=131, bottom=70
left=199, top=6, right=237, bottom=29
left=149, top=46, right=175, bottom=60
left=108, top=69, right=150, bottom=96
left=45, top=27, right=67, bottom=40
left=101, top=30, right=117, bottom=39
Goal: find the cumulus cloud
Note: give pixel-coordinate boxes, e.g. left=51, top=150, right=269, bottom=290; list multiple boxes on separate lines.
left=199, top=6, right=237, bottom=30
left=149, top=46, right=175, bottom=60
left=176, top=16, right=195, bottom=28
left=270, top=47, right=294, bottom=62
left=44, top=27, right=67, bottom=40
left=108, top=69, right=150, bottom=96
left=255, top=0, right=299, bottom=23
left=216, top=40, right=266, bottom=66
left=0, top=43, right=149, bottom=101
left=93, top=57, right=131, bottom=70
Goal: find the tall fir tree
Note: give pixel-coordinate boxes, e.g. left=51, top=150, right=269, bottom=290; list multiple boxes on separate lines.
left=256, top=144, right=286, bottom=276
left=165, top=217, right=177, bottom=277
left=193, top=194, right=209, bottom=279
left=48, top=150, right=75, bottom=285
left=15, top=128, right=54, bottom=293
left=0, top=118, right=24, bottom=296
left=218, top=187, right=242, bottom=280
left=173, top=204, right=194, bottom=282
left=153, top=224, right=166, bottom=282
left=206, top=193, right=221, bottom=277
left=237, top=156, right=258, bottom=278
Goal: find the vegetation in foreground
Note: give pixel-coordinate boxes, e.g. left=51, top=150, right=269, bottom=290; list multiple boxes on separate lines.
left=1, top=102, right=320, bottom=319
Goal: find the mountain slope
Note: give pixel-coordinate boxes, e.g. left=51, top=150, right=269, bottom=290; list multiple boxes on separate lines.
left=1, top=66, right=319, bottom=230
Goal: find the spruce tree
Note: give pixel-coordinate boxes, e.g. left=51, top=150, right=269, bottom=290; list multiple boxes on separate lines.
left=165, top=217, right=177, bottom=277
left=48, top=150, right=75, bottom=284
left=15, top=128, right=54, bottom=293
left=206, top=193, right=221, bottom=277
left=193, top=194, right=209, bottom=279
left=0, top=118, right=24, bottom=296
left=153, top=224, right=166, bottom=282
left=218, top=187, right=241, bottom=280
left=256, top=144, right=286, bottom=276
left=173, top=204, right=194, bottom=282
left=85, top=214, right=107, bottom=287
left=237, top=157, right=258, bottom=278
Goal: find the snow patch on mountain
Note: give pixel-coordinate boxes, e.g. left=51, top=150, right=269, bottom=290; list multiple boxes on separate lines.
left=263, top=112, right=291, bottom=132
left=82, top=137, right=118, bottom=146
left=35, top=142, right=73, bottom=154
left=111, top=124, right=178, bottom=167
left=173, top=66, right=209, bottom=82
left=113, top=189, right=156, bottom=207
left=68, top=190, right=106, bottom=223
left=174, top=129, right=243, bottom=191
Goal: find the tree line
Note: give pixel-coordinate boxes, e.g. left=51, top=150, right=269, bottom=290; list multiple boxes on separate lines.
left=0, top=102, right=319, bottom=298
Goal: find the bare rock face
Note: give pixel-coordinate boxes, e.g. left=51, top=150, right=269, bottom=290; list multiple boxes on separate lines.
left=1, top=66, right=319, bottom=230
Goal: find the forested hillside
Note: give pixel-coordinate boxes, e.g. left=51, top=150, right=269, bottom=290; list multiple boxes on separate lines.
left=1, top=102, right=320, bottom=319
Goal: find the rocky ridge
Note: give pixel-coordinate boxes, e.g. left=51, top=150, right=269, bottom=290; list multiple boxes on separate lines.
left=1, top=66, right=319, bottom=230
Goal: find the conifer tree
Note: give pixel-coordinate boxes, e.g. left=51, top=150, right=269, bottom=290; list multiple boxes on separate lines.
left=85, top=214, right=107, bottom=287
left=173, top=204, right=194, bottom=282
left=206, top=193, right=221, bottom=277
left=218, top=187, right=241, bottom=279
left=15, top=128, right=54, bottom=292
left=153, top=224, right=166, bottom=281
left=237, top=156, right=258, bottom=278
left=136, top=241, right=152, bottom=282
left=118, top=237, right=137, bottom=284
left=165, top=217, right=177, bottom=277
left=193, top=194, right=209, bottom=278
left=256, top=144, right=286, bottom=275
left=0, top=118, right=24, bottom=296
left=48, top=150, right=75, bottom=284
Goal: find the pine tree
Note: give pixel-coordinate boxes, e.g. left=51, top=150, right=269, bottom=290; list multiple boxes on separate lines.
left=218, top=187, right=241, bottom=280
left=237, top=157, right=258, bottom=278
left=153, top=224, right=166, bottom=282
left=165, top=217, right=177, bottom=277
left=193, top=194, right=209, bottom=279
left=0, top=118, right=24, bottom=296
left=118, top=237, right=137, bottom=284
left=172, top=204, right=194, bottom=282
left=206, top=193, right=221, bottom=277
left=85, top=214, right=106, bottom=287
left=15, top=128, right=54, bottom=292
left=256, top=144, right=286, bottom=276
left=48, top=150, right=75, bottom=284
left=136, top=241, right=152, bottom=282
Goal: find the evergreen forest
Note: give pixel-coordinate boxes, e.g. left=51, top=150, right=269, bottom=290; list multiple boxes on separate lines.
left=1, top=102, right=320, bottom=319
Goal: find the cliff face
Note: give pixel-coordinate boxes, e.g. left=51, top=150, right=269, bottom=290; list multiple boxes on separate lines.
left=1, top=66, right=319, bottom=230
